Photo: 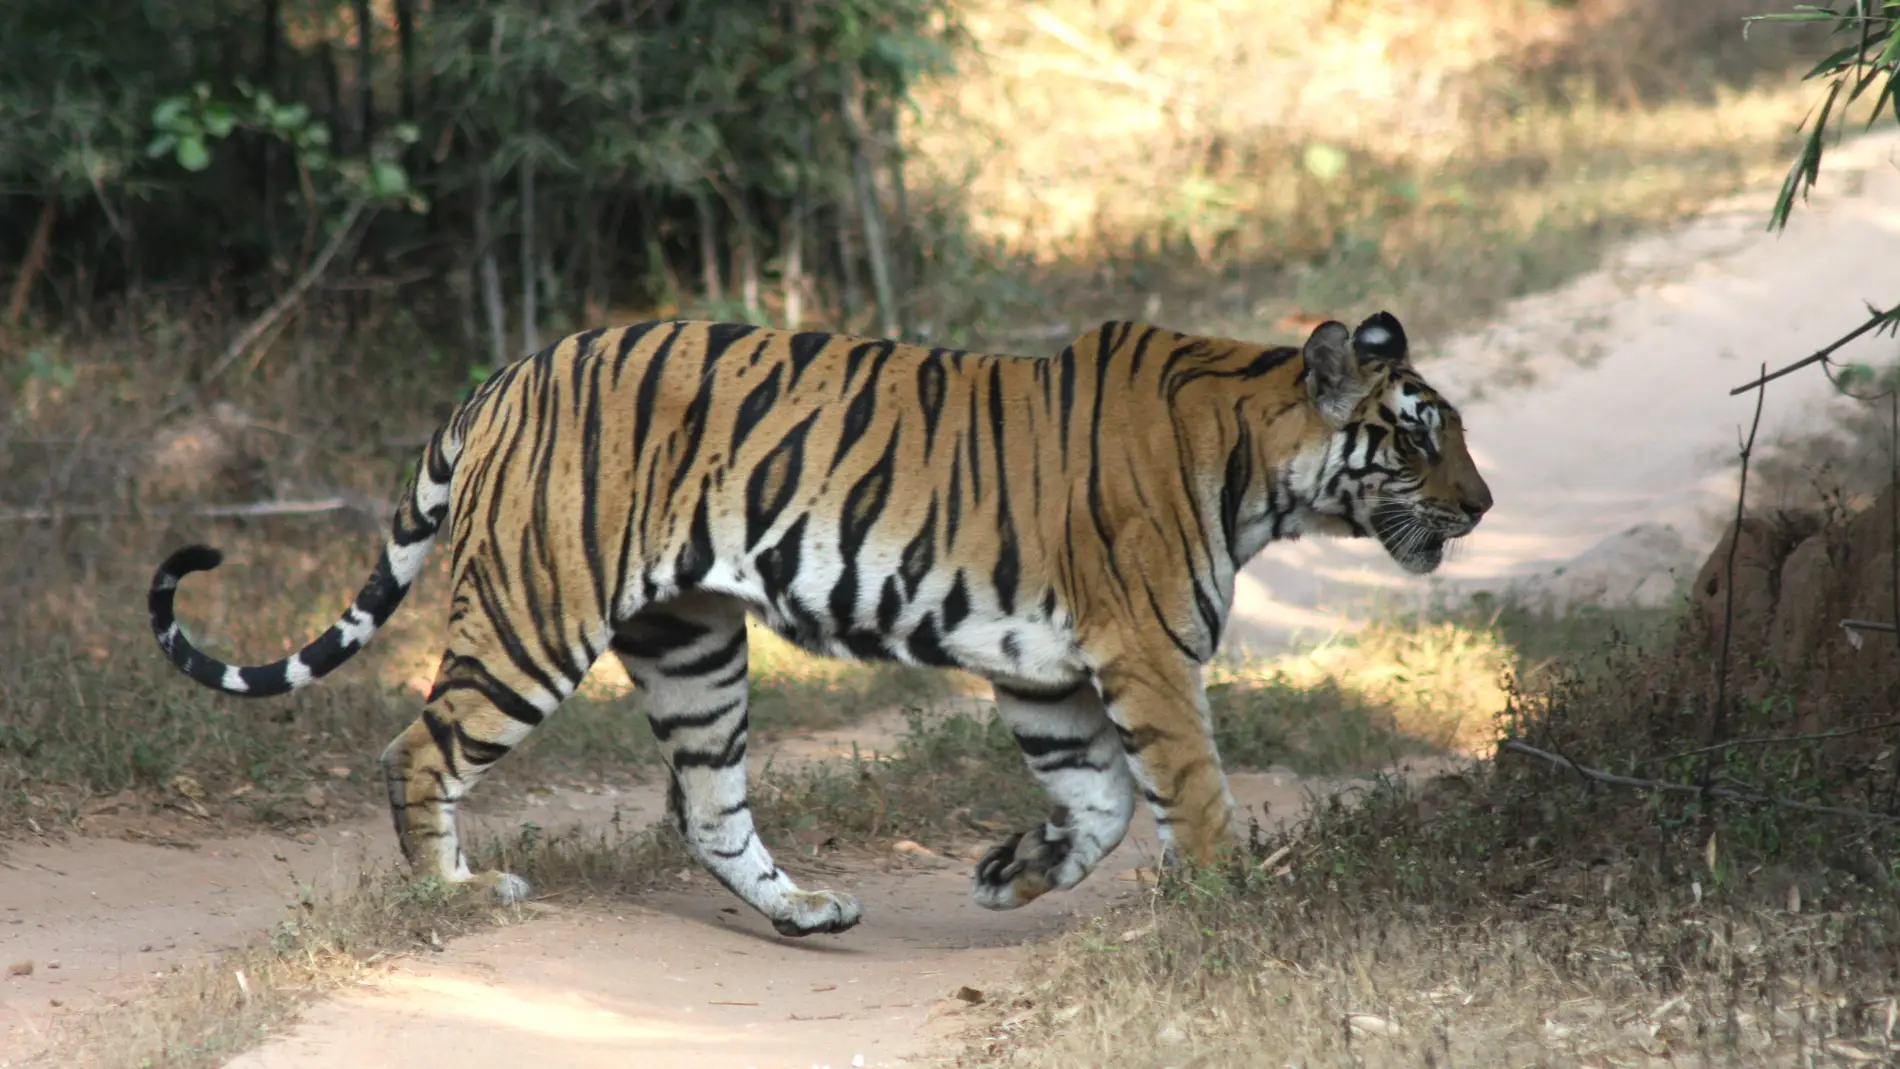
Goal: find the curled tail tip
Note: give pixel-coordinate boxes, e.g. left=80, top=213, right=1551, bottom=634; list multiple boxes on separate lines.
left=157, top=544, right=225, bottom=584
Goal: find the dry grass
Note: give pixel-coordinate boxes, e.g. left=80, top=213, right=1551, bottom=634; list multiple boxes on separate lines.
left=949, top=616, right=1900, bottom=1068
left=906, top=1, right=1831, bottom=348
left=1208, top=617, right=1517, bottom=774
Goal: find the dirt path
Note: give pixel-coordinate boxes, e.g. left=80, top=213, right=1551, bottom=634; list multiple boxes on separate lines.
left=7, top=129, right=1899, bottom=1069
left=4, top=720, right=1443, bottom=1067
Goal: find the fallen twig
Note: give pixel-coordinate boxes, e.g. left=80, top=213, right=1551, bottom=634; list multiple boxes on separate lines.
left=0, top=496, right=388, bottom=524
left=1498, top=739, right=1900, bottom=824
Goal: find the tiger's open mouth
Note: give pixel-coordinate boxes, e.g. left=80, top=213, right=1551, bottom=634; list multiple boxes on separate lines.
left=1370, top=503, right=1469, bottom=574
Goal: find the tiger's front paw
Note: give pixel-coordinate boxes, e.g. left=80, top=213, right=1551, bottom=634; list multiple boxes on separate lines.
left=771, top=889, right=862, bottom=937
left=971, top=825, right=1085, bottom=910
left=460, top=869, right=533, bottom=905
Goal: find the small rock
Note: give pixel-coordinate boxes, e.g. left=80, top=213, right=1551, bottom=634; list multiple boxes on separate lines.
left=45, top=960, right=58, bottom=970
left=7, top=960, right=31, bottom=977
left=952, top=985, right=984, bottom=1004
left=140, top=944, right=153, bottom=953
left=49, top=997, right=62, bottom=1007
left=327, top=766, right=352, bottom=780
left=302, top=785, right=327, bottom=809
left=169, top=774, right=206, bottom=800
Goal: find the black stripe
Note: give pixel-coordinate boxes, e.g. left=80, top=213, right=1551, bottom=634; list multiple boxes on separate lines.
left=1010, top=731, right=1088, bottom=758
left=455, top=722, right=513, bottom=767
left=579, top=352, right=608, bottom=616
left=904, top=613, right=957, bottom=667
left=468, top=565, right=567, bottom=701
left=942, top=570, right=971, bottom=632
left=612, top=612, right=712, bottom=660
left=631, top=321, right=685, bottom=460
left=829, top=354, right=886, bottom=474
left=745, top=411, right=820, bottom=548
left=648, top=699, right=742, bottom=741
left=731, top=362, right=784, bottom=456
left=673, top=486, right=715, bottom=589
left=428, top=652, right=549, bottom=727
left=659, top=630, right=747, bottom=678
left=898, top=500, right=937, bottom=597
left=608, top=320, right=664, bottom=386
left=917, top=353, right=947, bottom=457
left=669, top=720, right=749, bottom=770
left=995, top=680, right=1086, bottom=704
left=785, top=331, right=833, bottom=388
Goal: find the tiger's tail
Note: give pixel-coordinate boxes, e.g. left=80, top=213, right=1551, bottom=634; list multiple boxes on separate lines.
left=147, top=420, right=465, bottom=698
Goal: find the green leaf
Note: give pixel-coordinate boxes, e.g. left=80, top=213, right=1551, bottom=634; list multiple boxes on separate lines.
left=151, top=97, right=190, bottom=131
left=175, top=136, right=211, bottom=172
left=145, top=133, right=179, bottom=160
left=202, top=104, right=237, bottom=138
left=369, top=160, right=409, bottom=198
left=1302, top=142, right=1348, bottom=183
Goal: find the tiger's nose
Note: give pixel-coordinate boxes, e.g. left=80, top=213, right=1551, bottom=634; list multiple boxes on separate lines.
left=1462, top=482, right=1493, bottom=522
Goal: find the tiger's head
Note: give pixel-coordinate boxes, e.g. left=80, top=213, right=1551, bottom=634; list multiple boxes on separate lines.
left=1298, top=311, right=1491, bottom=574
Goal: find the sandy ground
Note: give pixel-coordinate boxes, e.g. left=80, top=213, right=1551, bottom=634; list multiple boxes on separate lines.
left=3, top=719, right=1436, bottom=1068
left=5, top=129, right=1899, bottom=1069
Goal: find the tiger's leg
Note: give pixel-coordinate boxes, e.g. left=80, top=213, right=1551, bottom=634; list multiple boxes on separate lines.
left=1092, top=652, right=1241, bottom=871
left=972, top=680, right=1136, bottom=910
left=379, top=589, right=604, bottom=904
left=613, top=592, right=860, bottom=937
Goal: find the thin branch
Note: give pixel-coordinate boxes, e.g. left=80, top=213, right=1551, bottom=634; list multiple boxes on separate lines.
left=165, top=199, right=372, bottom=418
left=1841, top=618, right=1900, bottom=634
left=1728, top=302, right=1900, bottom=395
left=1660, top=720, right=1900, bottom=764
left=1707, top=362, right=1768, bottom=790
left=1498, top=740, right=1900, bottom=824
left=0, top=497, right=388, bottom=524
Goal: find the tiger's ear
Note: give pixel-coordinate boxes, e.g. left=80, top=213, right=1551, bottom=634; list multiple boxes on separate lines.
left=1302, top=320, right=1367, bottom=428
left=1352, top=311, right=1409, bottom=365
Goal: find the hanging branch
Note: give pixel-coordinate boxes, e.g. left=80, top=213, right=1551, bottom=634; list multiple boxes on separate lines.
left=1729, top=302, right=1900, bottom=395
left=1499, top=740, right=1900, bottom=825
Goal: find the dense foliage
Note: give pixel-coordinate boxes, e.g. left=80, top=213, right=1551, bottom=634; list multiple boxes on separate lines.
left=0, top=0, right=964, bottom=351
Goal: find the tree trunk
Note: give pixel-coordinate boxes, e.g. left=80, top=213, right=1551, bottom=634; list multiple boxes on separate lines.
left=833, top=203, right=863, bottom=325
left=841, top=77, right=899, bottom=339
left=6, top=197, right=58, bottom=326
left=520, top=148, right=539, bottom=353
left=781, top=203, right=804, bottom=330
left=476, top=163, right=509, bottom=369
left=352, top=0, right=375, bottom=148
left=881, top=100, right=915, bottom=337
left=735, top=198, right=760, bottom=316
left=395, top=0, right=418, bottom=124
left=694, top=190, right=723, bottom=302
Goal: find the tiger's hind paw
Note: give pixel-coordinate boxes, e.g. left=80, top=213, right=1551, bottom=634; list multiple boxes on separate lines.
left=971, top=825, right=1085, bottom=910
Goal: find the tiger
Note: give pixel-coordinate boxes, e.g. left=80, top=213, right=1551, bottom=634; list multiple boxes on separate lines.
left=146, top=311, right=1491, bottom=937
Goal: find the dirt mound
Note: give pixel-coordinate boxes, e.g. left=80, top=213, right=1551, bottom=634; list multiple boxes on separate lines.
left=1691, top=488, right=1900, bottom=723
